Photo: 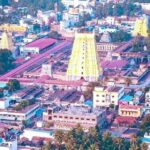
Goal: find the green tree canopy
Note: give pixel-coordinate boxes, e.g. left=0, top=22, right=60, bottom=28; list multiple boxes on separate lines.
left=10, top=0, right=65, bottom=13
left=110, top=30, right=132, bottom=42
left=7, top=79, right=20, bottom=92
left=0, top=49, right=14, bottom=74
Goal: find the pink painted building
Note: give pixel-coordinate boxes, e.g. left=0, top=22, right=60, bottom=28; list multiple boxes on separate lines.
left=43, top=106, right=106, bottom=130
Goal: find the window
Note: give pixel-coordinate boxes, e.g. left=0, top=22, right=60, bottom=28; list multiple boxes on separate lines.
left=65, top=116, right=68, bottom=119
left=102, top=95, right=105, bottom=97
left=112, top=95, right=115, bottom=98
left=75, top=118, right=79, bottom=120
left=54, top=115, right=57, bottom=118
left=59, top=116, right=62, bottom=118
left=92, top=119, right=96, bottom=121
left=96, top=100, right=99, bottom=102
left=102, top=100, right=105, bottom=103
left=70, top=117, right=73, bottom=119
left=96, top=94, right=99, bottom=97
left=112, top=101, right=114, bottom=103
left=81, top=118, right=84, bottom=120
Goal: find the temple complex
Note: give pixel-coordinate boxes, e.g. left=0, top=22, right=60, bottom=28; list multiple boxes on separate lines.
left=67, top=32, right=101, bottom=81
left=132, top=17, right=150, bottom=37
left=0, top=32, right=14, bottom=50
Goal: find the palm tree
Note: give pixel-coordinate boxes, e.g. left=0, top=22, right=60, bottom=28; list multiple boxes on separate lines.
left=42, top=141, right=53, bottom=150
left=89, top=143, right=99, bottom=150
left=129, top=144, right=140, bottom=150
left=130, top=135, right=140, bottom=150
left=131, top=135, right=138, bottom=146
left=113, top=137, right=123, bottom=150
left=140, top=143, right=148, bottom=150
left=55, top=130, right=64, bottom=145
left=55, top=130, right=64, bottom=150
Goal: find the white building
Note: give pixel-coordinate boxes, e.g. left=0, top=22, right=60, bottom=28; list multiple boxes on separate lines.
left=93, top=86, right=124, bottom=108
left=41, top=64, right=52, bottom=77
left=144, top=90, right=150, bottom=114
left=0, top=104, right=39, bottom=122
left=62, top=0, right=89, bottom=7
left=145, top=90, right=150, bottom=107
left=0, top=98, right=10, bottom=109
left=20, top=129, right=54, bottom=141
left=142, top=132, right=150, bottom=150
left=0, top=139, right=17, bottom=150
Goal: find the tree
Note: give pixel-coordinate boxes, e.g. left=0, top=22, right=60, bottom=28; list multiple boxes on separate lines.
left=89, top=144, right=99, bottom=150
left=7, top=79, right=20, bottom=92
left=42, top=141, right=53, bottom=150
left=48, top=31, right=62, bottom=39
left=113, top=4, right=124, bottom=16
left=83, top=82, right=102, bottom=99
left=0, top=49, right=14, bottom=74
left=140, top=143, right=148, bottom=150
left=140, top=114, right=150, bottom=133
left=33, top=23, right=41, bottom=33
left=14, top=104, right=22, bottom=111
left=22, top=120, right=28, bottom=127
left=0, top=0, right=9, bottom=6
left=88, top=126, right=102, bottom=149
left=55, top=130, right=64, bottom=145
left=113, top=137, right=129, bottom=150
left=10, top=0, right=65, bottom=14
left=0, top=88, right=4, bottom=98
left=111, top=30, right=132, bottom=42
left=109, top=104, right=115, bottom=109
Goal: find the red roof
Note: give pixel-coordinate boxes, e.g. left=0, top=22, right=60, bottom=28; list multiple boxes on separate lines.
left=114, top=116, right=137, bottom=125
left=101, top=60, right=128, bottom=69
left=119, top=104, right=142, bottom=109
left=25, top=38, right=56, bottom=50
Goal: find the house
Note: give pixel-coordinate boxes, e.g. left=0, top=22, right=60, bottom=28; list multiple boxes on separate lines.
left=118, top=104, right=142, bottom=118
left=93, top=86, right=124, bottom=108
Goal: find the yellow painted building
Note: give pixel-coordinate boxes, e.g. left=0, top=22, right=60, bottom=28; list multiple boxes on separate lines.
left=0, top=32, right=14, bottom=50
left=67, top=32, right=101, bottom=81
left=132, top=18, right=149, bottom=37
left=119, top=104, right=142, bottom=118
left=0, top=24, right=27, bottom=32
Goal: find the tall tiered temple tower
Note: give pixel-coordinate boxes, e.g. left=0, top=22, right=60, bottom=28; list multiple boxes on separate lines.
left=0, top=32, right=14, bottom=50
left=132, top=17, right=149, bottom=37
left=67, top=32, right=101, bottom=81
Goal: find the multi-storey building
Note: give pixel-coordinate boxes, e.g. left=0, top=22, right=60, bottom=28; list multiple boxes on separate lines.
left=118, top=104, right=142, bottom=118
left=0, top=104, right=39, bottom=122
left=93, top=86, right=124, bottom=108
left=144, top=90, right=150, bottom=114
left=0, top=139, right=17, bottom=150
left=145, top=90, right=150, bottom=107
left=43, top=105, right=106, bottom=130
